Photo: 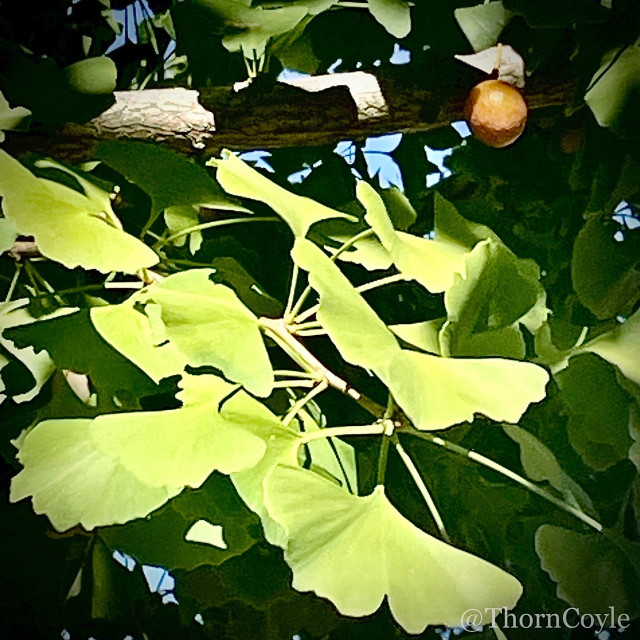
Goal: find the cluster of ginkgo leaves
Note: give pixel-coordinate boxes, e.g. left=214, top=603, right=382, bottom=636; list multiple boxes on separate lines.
left=0, top=142, right=637, bottom=638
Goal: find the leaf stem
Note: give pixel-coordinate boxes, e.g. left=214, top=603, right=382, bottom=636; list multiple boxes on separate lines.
left=272, top=380, right=318, bottom=389
left=410, top=431, right=603, bottom=532
left=330, top=228, right=375, bottom=262
left=155, top=216, right=280, bottom=249
left=4, top=264, right=21, bottom=302
left=377, top=433, right=391, bottom=485
left=393, top=438, right=451, bottom=542
left=294, top=272, right=405, bottom=324
left=283, top=263, right=300, bottom=322
left=300, top=421, right=387, bottom=444
left=282, top=380, right=328, bottom=426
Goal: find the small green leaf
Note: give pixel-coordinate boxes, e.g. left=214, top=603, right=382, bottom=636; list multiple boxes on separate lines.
left=0, top=217, right=18, bottom=253
left=536, top=525, right=640, bottom=616
left=97, top=141, right=248, bottom=216
left=555, top=354, right=633, bottom=470
left=455, top=2, right=511, bottom=52
left=0, top=150, right=158, bottom=274
left=292, top=238, right=400, bottom=369
left=585, top=46, right=640, bottom=139
left=379, top=348, right=549, bottom=430
left=64, top=56, right=117, bottom=95
left=571, top=218, right=640, bottom=320
left=502, top=424, right=594, bottom=514
left=264, top=465, right=522, bottom=633
left=368, top=0, right=411, bottom=39
left=149, top=270, right=274, bottom=396
left=211, top=151, right=353, bottom=238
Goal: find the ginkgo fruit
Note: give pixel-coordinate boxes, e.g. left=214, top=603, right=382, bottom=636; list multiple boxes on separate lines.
left=464, top=79, right=528, bottom=148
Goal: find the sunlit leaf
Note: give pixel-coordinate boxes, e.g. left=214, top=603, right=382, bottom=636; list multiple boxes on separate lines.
left=90, top=298, right=189, bottom=384
left=580, top=308, right=640, bottom=386
left=390, top=319, right=444, bottom=354
left=148, top=269, right=273, bottom=396
left=0, top=149, right=158, bottom=274
left=292, top=238, right=399, bottom=369
left=379, top=348, right=549, bottom=430
left=0, top=90, right=30, bottom=141
left=0, top=300, right=75, bottom=403
left=211, top=151, right=353, bottom=238
left=91, top=373, right=269, bottom=487
left=359, top=181, right=467, bottom=293
left=0, top=217, right=18, bottom=253
left=264, top=465, right=522, bottom=633
left=231, top=424, right=303, bottom=547
left=440, top=239, right=545, bottom=358
left=10, top=418, right=182, bottom=532
left=368, top=0, right=411, bottom=38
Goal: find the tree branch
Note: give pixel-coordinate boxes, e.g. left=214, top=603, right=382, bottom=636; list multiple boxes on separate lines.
left=3, top=71, right=578, bottom=161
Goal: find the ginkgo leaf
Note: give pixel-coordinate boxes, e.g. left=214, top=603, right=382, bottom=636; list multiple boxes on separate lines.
left=455, top=1, right=511, bottom=52
left=11, top=374, right=275, bottom=531
left=91, top=373, right=269, bottom=488
left=96, top=141, right=249, bottom=216
left=0, top=217, right=18, bottom=253
left=0, top=300, right=75, bottom=403
left=292, top=238, right=399, bottom=369
left=90, top=298, right=189, bottom=384
left=231, top=424, right=303, bottom=547
left=0, top=150, right=158, bottom=274
left=378, top=348, right=549, bottom=430
left=358, top=181, right=467, bottom=293
left=580, top=308, right=640, bottom=386
left=148, top=269, right=273, bottom=396
left=390, top=319, right=444, bottom=354
left=211, top=151, right=353, bottom=238
left=10, top=419, right=183, bottom=532
left=368, top=0, right=411, bottom=39
left=263, top=465, right=523, bottom=633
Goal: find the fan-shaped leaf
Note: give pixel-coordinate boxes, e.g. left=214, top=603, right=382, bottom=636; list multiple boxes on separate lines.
left=0, top=150, right=158, bottom=274
left=264, top=465, right=522, bottom=633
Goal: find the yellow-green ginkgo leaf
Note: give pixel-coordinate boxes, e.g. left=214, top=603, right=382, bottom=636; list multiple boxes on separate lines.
left=211, top=151, right=354, bottom=238
left=378, top=348, right=549, bottom=430
left=263, top=465, right=523, bottom=633
left=292, top=238, right=400, bottom=369
left=91, top=373, right=268, bottom=488
left=90, top=298, right=189, bottom=384
left=185, top=520, right=227, bottom=549
left=10, top=419, right=182, bottom=532
left=148, top=269, right=273, bottom=396
left=231, top=423, right=303, bottom=547
left=581, top=307, right=640, bottom=386
left=0, top=149, right=158, bottom=274
left=358, top=182, right=469, bottom=293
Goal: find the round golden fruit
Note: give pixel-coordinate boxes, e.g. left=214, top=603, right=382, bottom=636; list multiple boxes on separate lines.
left=464, top=80, right=528, bottom=148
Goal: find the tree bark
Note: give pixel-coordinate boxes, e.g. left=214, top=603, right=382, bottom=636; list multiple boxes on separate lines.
left=3, top=71, right=577, bottom=161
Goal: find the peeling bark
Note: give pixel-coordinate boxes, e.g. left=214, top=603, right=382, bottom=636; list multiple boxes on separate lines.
left=3, top=71, right=577, bottom=161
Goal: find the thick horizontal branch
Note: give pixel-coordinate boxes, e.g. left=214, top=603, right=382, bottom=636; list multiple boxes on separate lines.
left=3, top=71, right=577, bottom=161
